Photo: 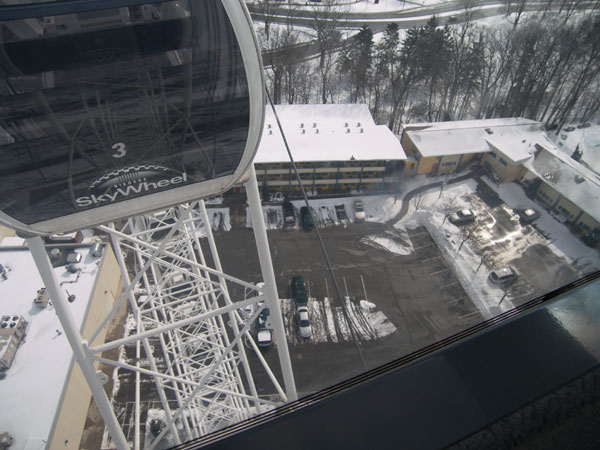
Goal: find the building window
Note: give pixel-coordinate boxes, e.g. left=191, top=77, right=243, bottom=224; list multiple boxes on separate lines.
left=441, top=161, right=457, bottom=167
left=489, top=152, right=497, bottom=159
left=499, top=158, right=508, bottom=166
left=557, top=206, right=574, bottom=218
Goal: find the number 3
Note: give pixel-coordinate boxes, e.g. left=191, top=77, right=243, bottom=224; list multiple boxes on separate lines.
left=112, top=142, right=126, bottom=158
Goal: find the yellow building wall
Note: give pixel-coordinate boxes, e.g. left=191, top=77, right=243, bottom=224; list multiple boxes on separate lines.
left=554, top=196, right=582, bottom=223
left=48, top=245, right=122, bottom=450
left=0, top=225, right=16, bottom=243
left=458, top=153, right=478, bottom=170
left=401, top=134, right=417, bottom=157
left=483, top=153, right=525, bottom=182
left=438, top=154, right=462, bottom=174
left=417, top=156, right=439, bottom=175
left=535, top=182, right=560, bottom=207
left=576, top=212, right=600, bottom=233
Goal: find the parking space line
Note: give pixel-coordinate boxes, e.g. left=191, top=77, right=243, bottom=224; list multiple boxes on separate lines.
left=458, top=311, right=480, bottom=320
left=414, top=243, right=435, bottom=250
left=429, top=268, right=449, bottom=276
left=420, top=255, right=441, bottom=264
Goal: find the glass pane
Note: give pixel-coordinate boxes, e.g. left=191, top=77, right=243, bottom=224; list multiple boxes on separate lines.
left=0, top=0, right=249, bottom=225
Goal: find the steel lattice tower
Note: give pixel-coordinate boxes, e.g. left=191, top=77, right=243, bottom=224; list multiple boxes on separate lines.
left=27, top=169, right=297, bottom=450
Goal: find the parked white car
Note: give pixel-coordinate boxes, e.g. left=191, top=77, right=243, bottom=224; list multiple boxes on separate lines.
left=296, top=306, right=312, bottom=339
left=449, top=208, right=476, bottom=225
left=354, top=199, right=365, bottom=222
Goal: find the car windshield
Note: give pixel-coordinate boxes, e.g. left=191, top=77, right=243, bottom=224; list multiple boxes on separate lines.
left=2, top=1, right=599, bottom=449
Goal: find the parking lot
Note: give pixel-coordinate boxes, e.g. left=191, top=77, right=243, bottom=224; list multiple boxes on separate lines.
left=210, top=221, right=485, bottom=395
left=209, top=176, right=597, bottom=395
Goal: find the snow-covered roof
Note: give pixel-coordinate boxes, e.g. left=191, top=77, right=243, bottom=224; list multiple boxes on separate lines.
left=405, top=118, right=543, bottom=163
left=255, top=104, right=406, bottom=163
left=0, top=246, right=102, bottom=449
left=524, top=144, right=600, bottom=223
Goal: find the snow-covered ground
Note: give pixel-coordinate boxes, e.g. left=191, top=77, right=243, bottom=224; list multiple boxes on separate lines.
left=388, top=178, right=600, bottom=318
left=549, top=123, right=600, bottom=176
left=281, top=296, right=396, bottom=345
left=481, top=177, right=600, bottom=270
left=237, top=170, right=599, bottom=321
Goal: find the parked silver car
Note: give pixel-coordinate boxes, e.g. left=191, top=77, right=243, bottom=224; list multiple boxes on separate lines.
left=449, top=208, right=476, bottom=225
left=489, top=267, right=518, bottom=286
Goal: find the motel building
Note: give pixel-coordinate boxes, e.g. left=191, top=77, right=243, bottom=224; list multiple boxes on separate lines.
left=254, top=104, right=407, bottom=195
left=400, top=118, right=544, bottom=180
left=400, top=117, right=600, bottom=242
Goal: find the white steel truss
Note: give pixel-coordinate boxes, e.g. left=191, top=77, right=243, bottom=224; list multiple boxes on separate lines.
left=26, top=169, right=297, bottom=450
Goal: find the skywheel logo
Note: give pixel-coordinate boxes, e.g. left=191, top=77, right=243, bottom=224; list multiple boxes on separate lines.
left=76, top=165, right=188, bottom=208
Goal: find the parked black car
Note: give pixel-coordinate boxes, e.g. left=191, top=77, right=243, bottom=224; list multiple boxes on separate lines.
left=282, top=201, right=295, bottom=225
left=300, top=206, right=314, bottom=231
left=291, top=275, right=308, bottom=305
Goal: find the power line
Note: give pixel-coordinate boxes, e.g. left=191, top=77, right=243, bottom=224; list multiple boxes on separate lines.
left=265, top=91, right=367, bottom=371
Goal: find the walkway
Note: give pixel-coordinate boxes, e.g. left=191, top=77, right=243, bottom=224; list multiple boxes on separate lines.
left=385, top=171, right=478, bottom=225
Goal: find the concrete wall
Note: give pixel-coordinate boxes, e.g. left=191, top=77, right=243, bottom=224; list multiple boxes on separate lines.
left=48, top=245, right=121, bottom=450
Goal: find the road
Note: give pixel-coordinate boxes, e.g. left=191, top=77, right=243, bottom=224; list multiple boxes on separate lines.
left=249, top=0, right=599, bottom=30
left=253, top=0, right=600, bottom=64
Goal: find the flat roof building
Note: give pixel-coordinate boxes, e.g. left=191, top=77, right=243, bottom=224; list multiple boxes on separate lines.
left=255, top=104, right=406, bottom=194
left=401, top=118, right=546, bottom=177
left=0, top=242, right=121, bottom=450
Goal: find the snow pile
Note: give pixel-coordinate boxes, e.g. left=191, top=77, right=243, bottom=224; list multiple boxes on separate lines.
left=361, top=233, right=414, bottom=255
left=281, top=296, right=396, bottom=345
left=206, top=208, right=231, bottom=232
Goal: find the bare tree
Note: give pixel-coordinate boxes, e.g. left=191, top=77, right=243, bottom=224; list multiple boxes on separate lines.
left=307, top=0, right=347, bottom=103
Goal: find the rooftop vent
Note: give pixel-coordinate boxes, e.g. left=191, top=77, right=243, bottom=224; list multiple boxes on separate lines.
left=300, top=123, right=304, bottom=128
left=575, top=175, right=585, bottom=184
left=312, top=123, right=317, bottom=128
left=485, top=128, right=494, bottom=134
left=344, top=122, right=348, bottom=127
left=359, top=128, right=364, bottom=133
left=301, top=129, right=305, bottom=134
left=357, top=122, right=361, bottom=127
left=346, top=129, right=350, bottom=134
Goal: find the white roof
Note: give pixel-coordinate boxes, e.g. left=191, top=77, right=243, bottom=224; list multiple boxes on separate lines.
left=0, top=247, right=101, bottom=450
left=524, top=145, right=600, bottom=223
left=255, top=104, right=406, bottom=163
left=405, top=118, right=543, bottom=163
